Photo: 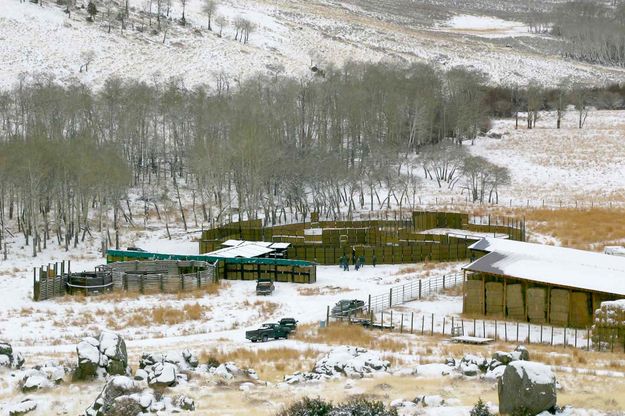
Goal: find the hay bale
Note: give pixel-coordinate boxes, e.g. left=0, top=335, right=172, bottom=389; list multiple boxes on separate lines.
left=550, top=289, right=570, bottom=326
left=486, top=282, right=504, bottom=316
left=527, top=287, right=547, bottom=324
left=569, top=292, right=591, bottom=328
left=506, top=284, right=525, bottom=320
left=465, top=279, right=484, bottom=315
left=592, top=299, right=625, bottom=346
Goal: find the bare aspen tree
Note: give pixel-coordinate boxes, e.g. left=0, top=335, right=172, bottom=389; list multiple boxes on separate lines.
left=202, top=0, right=218, bottom=30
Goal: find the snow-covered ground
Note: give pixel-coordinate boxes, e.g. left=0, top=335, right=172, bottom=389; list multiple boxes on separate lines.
left=469, top=110, right=625, bottom=203
left=1, top=0, right=624, bottom=90
left=441, top=14, right=532, bottom=38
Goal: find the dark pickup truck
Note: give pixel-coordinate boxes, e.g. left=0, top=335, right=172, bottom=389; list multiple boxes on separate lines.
left=331, top=299, right=365, bottom=317
left=279, top=318, right=298, bottom=333
left=256, top=279, right=275, bottom=296
left=245, top=323, right=290, bottom=342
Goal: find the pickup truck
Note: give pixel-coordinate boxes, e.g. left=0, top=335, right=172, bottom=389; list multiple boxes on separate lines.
left=279, top=318, right=298, bottom=333
left=256, top=279, right=275, bottom=296
left=245, top=323, right=290, bottom=342
left=331, top=299, right=365, bottom=317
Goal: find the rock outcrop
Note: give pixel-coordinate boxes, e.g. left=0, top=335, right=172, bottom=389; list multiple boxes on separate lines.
left=0, top=342, right=25, bottom=369
left=498, top=361, right=557, bottom=415
left=76, top=331, right=128, bottom=380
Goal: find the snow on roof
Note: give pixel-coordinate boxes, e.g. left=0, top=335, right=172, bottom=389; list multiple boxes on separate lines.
left=221, top=240, right=244, bottom=247
left=269, top=242, right=291, bottom=250
left=464, top=238, right=625, bottom=296
left=423, top=228, right=509, bottom=240
left=221, top=240, right=289, bottom=249
left=207, top=242, right=276, bottom=258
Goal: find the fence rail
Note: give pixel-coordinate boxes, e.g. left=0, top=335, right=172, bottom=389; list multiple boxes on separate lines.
left=331, top=311, right=625, bottom=353
left=368, top=272, right=464, bottom=314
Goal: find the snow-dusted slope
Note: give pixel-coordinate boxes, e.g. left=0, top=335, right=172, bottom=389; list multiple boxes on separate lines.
left=1, top=0, right=624, bottom=89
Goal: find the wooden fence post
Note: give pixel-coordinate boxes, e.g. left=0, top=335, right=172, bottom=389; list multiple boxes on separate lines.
left=326, top=305, right=330, bottom=327
left=431, top=313, right=434, bottom=336
left=421, top=315, right=425, bottom=335
left=410, top=312, right=414, bottom=334
left=389, top=288, right=393, bottom=308
left=419, top=280, right=422, bottom=299
left=400, top=314, right=404, bottom=333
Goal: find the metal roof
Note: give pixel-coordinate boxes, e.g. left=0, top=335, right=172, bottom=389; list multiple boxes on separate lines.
left=207, top=242, right=275, bottom=258
left=464, top=238, right=625, bottom=296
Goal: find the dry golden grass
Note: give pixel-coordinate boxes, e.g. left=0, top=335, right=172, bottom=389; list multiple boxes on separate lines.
left=58, top=303, right=214, bottom=330
left=523, top=208, right=625, bottom=250
left=293, top=323, right=408, bottom=358
left=199, top=347, right=319, bottom=381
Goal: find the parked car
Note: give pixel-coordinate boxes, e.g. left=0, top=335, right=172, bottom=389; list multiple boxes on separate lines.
left=279, top=317, right=298, bottom=333
left=331, top=299, right=365, bottom=317
left=256, top=278, right=275, bottom=296
left=245, top=323, right=290, bottom=342
left=126, top=246, right=146, bottom=252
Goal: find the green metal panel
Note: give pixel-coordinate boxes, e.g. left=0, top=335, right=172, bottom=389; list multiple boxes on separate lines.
left=106, top=249, right=314, bottom=267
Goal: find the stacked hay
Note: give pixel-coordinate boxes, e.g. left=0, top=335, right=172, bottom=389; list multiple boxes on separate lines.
left=591, top=299, right=625, bottom=346
left=465, top=279, right=484, bottom=315
left=506, top=284, right=525, bottom=320
left=486, top=282, right=504, bottom=316
left=569, top=292, right=591, bottom=328
left=527, top=288, right=547, bottom=324
left=550, top=289, right=570, bottom=326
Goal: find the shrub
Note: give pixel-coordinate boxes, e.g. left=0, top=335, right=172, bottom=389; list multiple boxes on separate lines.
left=331, top=397, right=398, bottom=416
left=107, top=397, right=144, bottom=416
left=470, top=398, right=493, bottom=416
left=278, top=397, right=333, bottom=416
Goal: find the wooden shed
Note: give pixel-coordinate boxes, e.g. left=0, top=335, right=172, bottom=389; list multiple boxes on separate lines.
left=462, top=238, right=625, bottom=328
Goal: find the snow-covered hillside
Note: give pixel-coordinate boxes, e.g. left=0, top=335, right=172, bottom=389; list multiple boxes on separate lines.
left=1, top=0, right=625, bottom=90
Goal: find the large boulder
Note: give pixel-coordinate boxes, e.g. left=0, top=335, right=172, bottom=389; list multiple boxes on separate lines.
left=460, top=354, right=488, bottom=376
left=76, top=332, right=128, bottom=380
left=0, top=341, right=25, bottom=369
left=84, top=375, right=195, bottom=416
left=138, top=350, right=201, bottom=386
left=313, top=346, right=389, bottom=378
left=147, top=362, right=178, bottom=388
left=6, top=399, right=37, bottom=416
left=498, top=361, right=556, bottom=415
left=21, top=361, right=66, bottom=392
left=139, top=349, right=199, bottom=372
left=98, top=332, right=128, bottom=375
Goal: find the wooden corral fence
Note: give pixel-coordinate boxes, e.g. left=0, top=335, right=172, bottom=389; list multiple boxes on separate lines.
left=33, top=260, right=217, bottom=301
left=105, top=261, right=216, bottom=294
left=105, top=250, right=317, bottom=284
left=198, top=211, right=525, bottom=265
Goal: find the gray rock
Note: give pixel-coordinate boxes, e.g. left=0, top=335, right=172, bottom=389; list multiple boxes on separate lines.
left=0, top=342, right=12, bottom=356
left=460, top=354, right=488, bottom=375
left=148, top=362, right=178, bottom=388
left=176, top=395, right=195, bottom=411
left=76, top=332, right=129, bottom=380
left=134, top=368, right=149, bottom=381
left=445, top=357, right=456, bottom=367
left=498, top=361, right=556, bottom=415
left=492, top=351, right=513, bottom=365
left=7, top=399, right=37, bottom=416
left=0, top=342, right=24, bottom=369
left=85, top=376, right=143, bottom=416
left=99, top=331, right=128, bottom=376
left=513, top=345, right=530, bottom=361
